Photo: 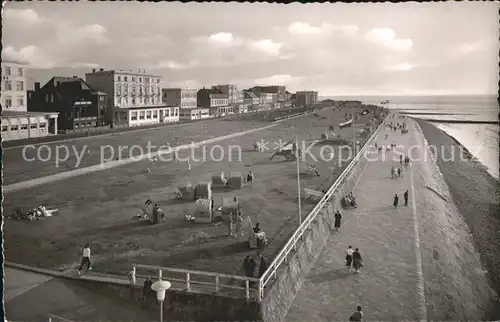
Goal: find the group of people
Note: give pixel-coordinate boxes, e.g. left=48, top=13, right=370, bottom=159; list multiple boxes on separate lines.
left=243, top=252, right=269, bottom=280
left=391, top=165, right=404, bottom=179
left=393, top=190, right=409, bottom=207
left=400, top=154, right=410, bottom=166
left=342, top=192, right=357, bottom=208
left=345, top=245, right=363, bottom=273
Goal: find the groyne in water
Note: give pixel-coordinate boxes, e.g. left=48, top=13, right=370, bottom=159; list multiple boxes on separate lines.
left=412, top=118, right=498, bottom=125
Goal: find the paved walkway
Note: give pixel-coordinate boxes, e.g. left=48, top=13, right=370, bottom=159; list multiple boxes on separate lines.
left=285, top=117, right=427, bottom=321
left=4, top=267, right=156, bottom=321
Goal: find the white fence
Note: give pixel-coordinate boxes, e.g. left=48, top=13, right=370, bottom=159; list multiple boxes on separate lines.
left=132, top=115, right=387, bottom=302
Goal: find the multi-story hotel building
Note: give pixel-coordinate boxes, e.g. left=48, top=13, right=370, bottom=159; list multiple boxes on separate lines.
left=2, top=60, right=27, bottom=112
left=211, top=84, right=241, bottom=104
left=1, top=60, right=59, bottom=141
left=296, top=90, right=318, bottom=107
left=85, top=68, right=178, bottom=127
left=250, top=85, right=286, bottom=102
left=162, top=88, right=198, bottom=109
left=197, top=88, right=233, bottom=116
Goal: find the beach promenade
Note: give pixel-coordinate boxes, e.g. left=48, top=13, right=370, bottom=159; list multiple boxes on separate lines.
left=285, top=117, right=427, bottom=321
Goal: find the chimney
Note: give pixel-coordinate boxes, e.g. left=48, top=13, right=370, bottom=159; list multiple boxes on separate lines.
left=73, top=76, right=78, bottom=78
left=100, top=68, right=104, bottom=71
left=92, top=68, right=96, bottom=73
left=34, top=82, right=40, bottom=91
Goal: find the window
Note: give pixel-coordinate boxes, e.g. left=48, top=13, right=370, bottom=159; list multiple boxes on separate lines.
left=4, top=81, right=12, bottom=91
left=132, top=98, right=136, bottom=105
left=116, top=84, right=121, bottom=94
left=124, top=76, right=128, bottom=81
left=174, top=108, right=178, bottom=116
left=39, top=123, right=46, bottom=128
left=16, top=81, right=24, bottom=91
left=124, top=84, right=128, bottom=93
left=157, top=79, right=160, bottom=84
left=2, top=126, right=8, bottom=132
left=132, top=77, right=136, bottom=82
left=5, top=66, right=11, bottom=76
left=30, top=123, right=38, bottom=129
left=74, top=124, right=79, bottom=129
left=139, top=111, right=145, bottom=120
left=17, top=96, right=24, bottom=106
left=5, top=96, right=12, bottom=108
left=21, top=124, right=28, bottom=130
left=139, top=77, right=142, bottom=82
left=50, top=94, right=54, bottom=103
left=10, top=125, right=18, bottom=131
left=117, top=76, right=121, bottom=81
left=87, top=122, right=92, bottom=127
left=131, top=111, right=138, bottom=120
left=123, top=98, right=128, bottom=105
left=146, top=110, right=152, bottom=119
left=153, top=110, right=158, bottom=118
left=18, top=68, right=23, bottom=76
left=100, top=96, right=104, bottom=101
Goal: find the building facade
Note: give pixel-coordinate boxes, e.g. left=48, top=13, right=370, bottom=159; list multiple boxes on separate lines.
left=250, top=85, right=286, bottom=102
left=197, top=88, right=233, bottom=115
left=296, top=91, right=318, bottom=107
left=85, top=68, right=178, bottom=126
left=1, top=60, right=27, bottom=112
left=211, top=84, right=240, bottom=104
left=28, top=77, right=108, bottom=131
left=179, top=108, right=211, bottom=121
left=162, top=88, right=198, bottom=109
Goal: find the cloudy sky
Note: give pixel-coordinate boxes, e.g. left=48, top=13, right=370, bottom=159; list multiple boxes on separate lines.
left=2, top=2, right=498, bottom=95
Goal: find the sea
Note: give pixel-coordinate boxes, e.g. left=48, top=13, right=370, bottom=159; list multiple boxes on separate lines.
left=321, top=95, right=499, bottom=180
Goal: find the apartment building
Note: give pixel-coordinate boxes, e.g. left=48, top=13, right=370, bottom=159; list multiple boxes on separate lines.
left=250, top=85, right=286, bottom=102
left=85, top=68, right=178, bottom=127
left=197, top=88, right=233, bottom=116
left=296, top=91, right=318, bottom=107
left=28, top=76, right=108, bottom=131
left=211, top=84, right=241, bottom=104
left=162, top=88, right=198, bottom=109
left=1, top=60, right=27, bottom=112
left=1, top=60, right=59, bottom=141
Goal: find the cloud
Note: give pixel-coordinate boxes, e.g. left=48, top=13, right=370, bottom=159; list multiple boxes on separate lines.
left=385, top=62, right=416, bottom=71
left=3, top=8, right=43, bottom=24
left=364, top=28, right=413, bottom=51
left=143, top=60, right=200, bottom=70
left=248, top=39, right=283, bottom=57
left=288, top=22, right=359, bottom=36
left=253, top=74, right=303, bottom=86
left=2, top=45, right=55, bottom=68
left=57, top=24, right=109, bottom=45
left=457, top=39, right=492, bottom=55
left=192, top=32, right=244, bottom=47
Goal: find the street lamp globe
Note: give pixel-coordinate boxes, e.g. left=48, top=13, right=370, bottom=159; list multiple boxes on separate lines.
left=151, top=280, right=172, bottom=302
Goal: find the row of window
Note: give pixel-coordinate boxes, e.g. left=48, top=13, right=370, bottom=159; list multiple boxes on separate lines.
left=3, top=66, right=24, bottom=77
left=130, top=109, right=179, bottom=121
left=2, top=123, right=47, bottom=132
left=212, top=99, right=228, bottom=106
left=181, top=93, right=197, bottom=99
left=116, top=84, right=159, bottom=94
left=116, top=76, right=161, bottom=84
left=116, top=96, right=160, bottom=106
left=4, top=96, right=24, bottom=108
left=74, top=122, right=97, bottom=129
left=180, top=101, right=197, bottom=107
left=3, top=80, right=24, bottom=91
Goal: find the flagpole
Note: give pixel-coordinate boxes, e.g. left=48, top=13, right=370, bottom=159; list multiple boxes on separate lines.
left=295, top=136, right=302, bottom=225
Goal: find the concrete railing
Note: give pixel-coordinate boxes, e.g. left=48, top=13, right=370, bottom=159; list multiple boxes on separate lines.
left=133, top=264, right=262, bottom=300
left=131, top=113, right=386, bottom=302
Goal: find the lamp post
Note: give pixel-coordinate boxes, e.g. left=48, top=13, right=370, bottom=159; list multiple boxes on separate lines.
left=151, top=279, right=171, bottom=322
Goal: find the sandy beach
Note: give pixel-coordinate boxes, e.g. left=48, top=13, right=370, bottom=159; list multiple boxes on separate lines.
left=415, top=119, right=500, bottom=317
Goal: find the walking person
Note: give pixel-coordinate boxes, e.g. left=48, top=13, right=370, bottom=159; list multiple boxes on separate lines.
left=404, top=190, right=409, bottom=206
left=399, top=154, right=403, bottom=164
left=349, top=305, right=364, bottom=321
left=77, top=244, right=92, bottom=276
left=142, top=277, right=153, bottom=309
left=334, top=210, right=342, bottom=232
left=243, top=255, right=257, bottom=287
left=393, top=193, right=399, bottom=207
left=227, top=213, right=235, bottom=236
left=345, top=245, right=354, bottom=270
left=352, top=248, right=363, bottom=273
left=397, top=167, right=401, bottom=178
left=235, top=211, right=244, bottom=236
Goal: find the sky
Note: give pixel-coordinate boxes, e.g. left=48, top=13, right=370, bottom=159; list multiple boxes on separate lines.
left=2, top=1, right=498, bottom=96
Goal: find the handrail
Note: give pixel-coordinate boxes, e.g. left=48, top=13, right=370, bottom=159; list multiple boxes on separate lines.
left=133, top=264, right=261, bottom=300
left=46, top=314, right=75, bottom=322
left=259, top=116, right=387, bottom=291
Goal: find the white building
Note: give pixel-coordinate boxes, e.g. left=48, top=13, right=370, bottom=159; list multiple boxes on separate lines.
left=85, top=68, right=179, bottom=127
left=1, top=60, right=59, bottom=141
left=179, top=108, right=212, bottom=121
left=1, top=60, right=27, bottom=112
left=162, top=88, right=198, bottom=109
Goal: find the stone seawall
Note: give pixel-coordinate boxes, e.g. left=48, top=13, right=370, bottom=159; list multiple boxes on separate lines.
left=260, top=120, right=383, bottom=322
